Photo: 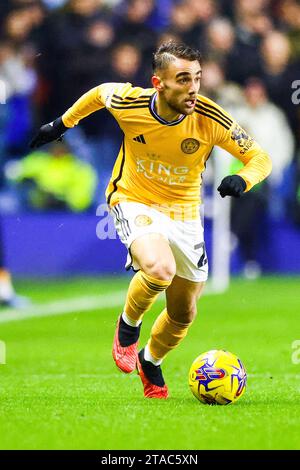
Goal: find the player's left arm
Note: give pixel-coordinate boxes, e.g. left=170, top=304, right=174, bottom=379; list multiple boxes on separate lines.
left=215, top=118, right=272, bottom=198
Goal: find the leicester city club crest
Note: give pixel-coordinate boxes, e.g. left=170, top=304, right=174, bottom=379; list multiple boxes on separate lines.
left=181, top=138, right=200, bottom=154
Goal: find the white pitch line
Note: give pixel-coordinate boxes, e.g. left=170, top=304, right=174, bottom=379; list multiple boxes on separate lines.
left=0, top=290, right=129, bottom=324
left=0, top=285, right=221, bottom=325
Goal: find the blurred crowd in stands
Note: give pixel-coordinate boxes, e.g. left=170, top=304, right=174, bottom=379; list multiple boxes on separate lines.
left=0, top=0, right=300, bottom=223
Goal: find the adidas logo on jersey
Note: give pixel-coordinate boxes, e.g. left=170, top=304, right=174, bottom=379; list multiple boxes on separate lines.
left=133, top=134, right=146, bottom=144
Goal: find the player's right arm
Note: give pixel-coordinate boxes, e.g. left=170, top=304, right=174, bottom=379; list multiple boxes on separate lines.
left=29, top=83, right=126, bottom=149
left=209, top=102, right=272, bottom=197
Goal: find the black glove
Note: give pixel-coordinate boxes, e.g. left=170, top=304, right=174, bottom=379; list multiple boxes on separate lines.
left=217, top=175, right=247, bottom=198
left=29, top=117, right=68, bottom=149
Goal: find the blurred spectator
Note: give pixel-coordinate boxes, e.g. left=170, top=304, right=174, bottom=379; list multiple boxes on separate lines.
left=108, top=42, right=144, bottom=84
left=186, top=0, right=217, bottom=23
left=4, top=8, right=33, bottom=47
left=36, top=0, right=107, bottom=121
left=6, top=142, right=98, bottom=212
left=206, top=17, right=235, bottom=54
left=201, top=60, right=244, bottom=110
left=278, top=0, right=300, bottom=60
left=168, top=2, right=202, bottom=48
left=226, top=0, right=273, bottom=84
left=0, top=2, right=44, bottom=45
left=0, top=42, right=37, bottom=107
left=63, top=15, right=116, bottom=164
left=0, top=41, right=37, bottom=158
left=67, top=0, right=104, bottom=16
left=34, top=0, right=122, bottom=204
left=234, top=0, right=271, bottom=17
left=205, top=18, right=235, bottom=70
left=260, top=30, right=300, bottom=142
left=235, top=78, right=295, bottom=209
left=230, top=78, right=295, bottom=277
left=114, top=0, right=157, bottom=56
left=65, top=18, right=115, bottom=95
left=168, top=0, right=217, bottom=49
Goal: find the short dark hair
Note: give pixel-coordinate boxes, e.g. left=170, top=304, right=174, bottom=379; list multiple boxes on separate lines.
left=152, top=41, right=201, bottom=72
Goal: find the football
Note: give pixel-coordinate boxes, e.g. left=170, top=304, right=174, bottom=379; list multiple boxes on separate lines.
left=189, top=349, right=247, bottom=405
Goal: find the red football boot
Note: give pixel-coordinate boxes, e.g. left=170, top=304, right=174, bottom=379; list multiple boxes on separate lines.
left=137, top=349, right=169, bottom=399
left=112, top=315, right=141, bottom=373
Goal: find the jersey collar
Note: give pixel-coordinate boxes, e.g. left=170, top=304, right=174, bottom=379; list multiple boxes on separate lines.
left=149, top=92, right=186, bottom=126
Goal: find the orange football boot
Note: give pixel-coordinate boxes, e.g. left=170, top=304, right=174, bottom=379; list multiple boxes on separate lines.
left=137, top=349, right=169, bottom=399
left=112, top=315, right=141, bottom=373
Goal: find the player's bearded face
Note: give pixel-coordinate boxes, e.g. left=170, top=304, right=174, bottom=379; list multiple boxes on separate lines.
left=158, top=59, right=201, bottom=116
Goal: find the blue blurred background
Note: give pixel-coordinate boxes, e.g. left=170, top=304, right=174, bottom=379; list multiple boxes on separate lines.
left=0, top=0, right=300, bottom=283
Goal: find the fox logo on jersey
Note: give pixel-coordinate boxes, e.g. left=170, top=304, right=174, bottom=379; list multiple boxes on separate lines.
left=181, top=138, right=200, bottom=154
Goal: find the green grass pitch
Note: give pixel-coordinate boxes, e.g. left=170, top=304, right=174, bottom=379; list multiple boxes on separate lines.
left=0, top=276, right=299, bottom=450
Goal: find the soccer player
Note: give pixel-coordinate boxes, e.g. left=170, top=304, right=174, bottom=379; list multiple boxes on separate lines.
left=30, top=42, right=272, bottom=398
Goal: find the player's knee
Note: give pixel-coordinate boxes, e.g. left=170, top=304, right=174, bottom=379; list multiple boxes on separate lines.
left=143, top=259, right=176, bottom=282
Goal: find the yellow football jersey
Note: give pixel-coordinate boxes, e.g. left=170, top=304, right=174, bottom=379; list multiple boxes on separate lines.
left=62, top=82, right=272, bottom=220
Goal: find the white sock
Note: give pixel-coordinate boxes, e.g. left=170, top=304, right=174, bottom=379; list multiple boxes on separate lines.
left=144, top=344, right=163, bottom=366
left=122, top=312, right=142, bottom=328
